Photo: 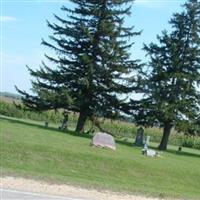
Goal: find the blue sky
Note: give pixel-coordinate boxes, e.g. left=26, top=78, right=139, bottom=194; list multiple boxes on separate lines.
left=1, top=0, right=187, bottom=93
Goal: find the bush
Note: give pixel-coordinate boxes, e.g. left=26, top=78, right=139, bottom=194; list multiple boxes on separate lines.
left=194, top=138, right=200, bottom=149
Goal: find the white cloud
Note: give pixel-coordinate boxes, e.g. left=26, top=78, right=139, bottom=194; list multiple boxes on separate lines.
left=0, top=16, right=17, bottom=23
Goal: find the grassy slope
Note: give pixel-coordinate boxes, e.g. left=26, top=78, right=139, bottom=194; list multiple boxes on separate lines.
left=1, top=115, right=200, bottom=199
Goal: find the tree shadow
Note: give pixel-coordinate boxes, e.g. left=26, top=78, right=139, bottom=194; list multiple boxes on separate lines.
left=165, top=148, right=200, bottom=159
left=148, top=145, right=200, bottom=159
left=1, top=116, right=200, bottom=158
left=116, top=139, right=136, bottom=147
left=115, top=138, right=200, bottom=158
left=0, top=116, right=92, bottom=140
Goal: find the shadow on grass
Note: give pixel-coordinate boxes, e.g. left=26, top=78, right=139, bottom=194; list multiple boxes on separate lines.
left=166, top=148, right=200, bottom=158
left=2, top=115, right=137, bottom=148
left=0, top=115, right=92, bottom=140
left=116, top=139, right=134, bottom=147
left=115, top=139, right=200, bottom=158
left=1, top=115, right=200, bottom=158
left=148, top=145, right=200, bottom=158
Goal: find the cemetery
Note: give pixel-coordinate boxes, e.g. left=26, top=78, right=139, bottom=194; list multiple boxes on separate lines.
left=1, top=0, right=200, bottom=199
left=1, top=115, right=200, bottom=199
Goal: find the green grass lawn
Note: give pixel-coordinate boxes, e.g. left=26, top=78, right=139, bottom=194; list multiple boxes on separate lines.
left=1, top=115, right=200, bottom=199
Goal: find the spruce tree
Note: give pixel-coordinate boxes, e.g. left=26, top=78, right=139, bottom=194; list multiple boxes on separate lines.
left=17, top=0, right=141, bottom=132
left=130, top=0, right=200, bottom=150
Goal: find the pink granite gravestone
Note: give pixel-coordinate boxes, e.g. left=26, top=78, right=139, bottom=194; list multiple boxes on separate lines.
left=92, top=132, right=116, bottom=150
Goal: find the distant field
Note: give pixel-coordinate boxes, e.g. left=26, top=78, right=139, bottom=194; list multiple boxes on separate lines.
left=1, top=115, right=200, bottom=199
left=0, top=96, right=21, bottom=104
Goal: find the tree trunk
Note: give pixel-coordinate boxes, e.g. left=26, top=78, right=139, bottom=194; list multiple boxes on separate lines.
left=158, top=122, right=173, bottom=151
left=90, top=117, right=115, bottom=137
left=75, top=110, right=88, bottom=133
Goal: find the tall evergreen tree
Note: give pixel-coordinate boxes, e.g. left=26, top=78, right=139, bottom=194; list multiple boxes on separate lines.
left=130, top=0, right=200, bottom=150
left=17, top=0, right=141, bottom=132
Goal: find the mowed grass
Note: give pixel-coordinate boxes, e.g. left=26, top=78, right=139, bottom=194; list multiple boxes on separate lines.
left=0, top=116, right=200, bottom=199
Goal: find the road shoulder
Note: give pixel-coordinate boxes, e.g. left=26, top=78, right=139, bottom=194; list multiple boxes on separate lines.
left=1, top=176, right=167, bottom=200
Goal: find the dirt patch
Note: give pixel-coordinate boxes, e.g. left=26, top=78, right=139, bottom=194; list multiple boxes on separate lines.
left=1, top=176, right=172, bottom=200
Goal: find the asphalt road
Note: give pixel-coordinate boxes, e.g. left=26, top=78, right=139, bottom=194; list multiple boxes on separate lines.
left=0, top=188, right=86, bottom=200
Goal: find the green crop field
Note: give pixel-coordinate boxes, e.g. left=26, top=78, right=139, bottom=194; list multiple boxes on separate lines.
left=1, top=115, right=200, bottom=199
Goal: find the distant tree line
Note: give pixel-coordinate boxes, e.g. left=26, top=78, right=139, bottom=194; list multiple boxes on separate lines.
left=16, top=0, right=200, bottom=150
